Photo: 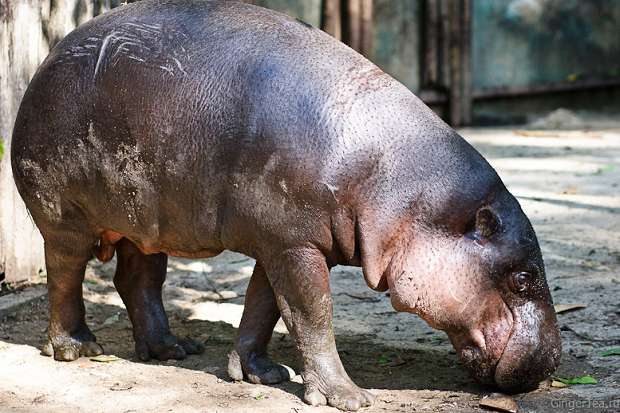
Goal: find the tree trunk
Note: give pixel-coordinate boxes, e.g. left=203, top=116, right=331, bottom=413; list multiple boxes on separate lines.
left=341, top=0, right=372, bottom=56
left=322, top=0, right=342, bottom=40
left=0, top=0, right=117, bottom=284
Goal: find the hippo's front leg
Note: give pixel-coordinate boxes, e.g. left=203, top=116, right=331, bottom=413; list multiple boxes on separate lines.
left=264, top=248, right=375, bottom=411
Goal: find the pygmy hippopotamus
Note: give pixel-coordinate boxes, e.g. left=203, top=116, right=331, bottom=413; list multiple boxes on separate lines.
left=11, top=0, right=561, bottom=410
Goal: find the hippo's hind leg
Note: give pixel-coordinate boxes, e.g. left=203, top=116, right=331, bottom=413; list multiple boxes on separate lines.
left=228, top=262, right=291, bottom=384
left=41, top=228, right=103, bottom=361
left=113, top=238, right=204, bottom=361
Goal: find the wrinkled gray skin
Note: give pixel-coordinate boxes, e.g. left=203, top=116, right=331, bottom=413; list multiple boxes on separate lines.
left=11, top=1, right=561, bottom=410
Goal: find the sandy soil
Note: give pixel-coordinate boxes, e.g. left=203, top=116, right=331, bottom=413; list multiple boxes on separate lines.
left=1, top=126, right=619, bottom=413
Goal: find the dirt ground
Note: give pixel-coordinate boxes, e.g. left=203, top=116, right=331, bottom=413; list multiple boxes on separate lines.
left=1, top=125, right=619, bottom=413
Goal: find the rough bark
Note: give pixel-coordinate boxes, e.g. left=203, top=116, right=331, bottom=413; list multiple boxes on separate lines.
left=321, top=0, right=341, bottom=40
left=341, top=0, right=372, bottom=56
left=0, top=0, right=116, bottom=283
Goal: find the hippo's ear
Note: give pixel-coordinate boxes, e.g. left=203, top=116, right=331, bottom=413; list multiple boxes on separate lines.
left=476, top=207, right=501, bottom=238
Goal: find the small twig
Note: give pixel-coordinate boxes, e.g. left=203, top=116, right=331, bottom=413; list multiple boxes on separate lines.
left=336, top=292, right=381, bottom=303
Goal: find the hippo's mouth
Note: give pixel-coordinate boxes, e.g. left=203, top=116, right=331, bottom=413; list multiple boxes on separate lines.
left=453, top=299, right=561, bottom=392
left=491, top=304, right=519, bottom=384
left=450, top=299, right=515, bottom=387
left=493, top=301, right=562, bottom=392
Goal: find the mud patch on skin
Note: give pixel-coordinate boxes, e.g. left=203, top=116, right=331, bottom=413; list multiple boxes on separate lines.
left=16, top=159, right=63, bottom=222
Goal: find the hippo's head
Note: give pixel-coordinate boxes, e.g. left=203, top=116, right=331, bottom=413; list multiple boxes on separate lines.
left=346, top=105, right=561, bottom=391
left=369, top=185, right=561, bottom=392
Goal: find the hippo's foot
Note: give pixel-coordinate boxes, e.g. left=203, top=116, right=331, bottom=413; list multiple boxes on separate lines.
left=228, top=349, right=291, bottom=384
left=41, top=327, right=103, bottom=361
left=303, top=371, right=375, bottom=411
left=135, top=334, right=205, bottom=362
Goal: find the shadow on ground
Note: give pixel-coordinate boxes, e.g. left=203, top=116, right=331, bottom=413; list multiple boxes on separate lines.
left=0, top=291, right=484, bottom=396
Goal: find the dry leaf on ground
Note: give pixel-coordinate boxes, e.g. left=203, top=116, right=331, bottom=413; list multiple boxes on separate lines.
left=554, top=304, right=586, bottom=314
left=479, top=393, right=518, bottom=413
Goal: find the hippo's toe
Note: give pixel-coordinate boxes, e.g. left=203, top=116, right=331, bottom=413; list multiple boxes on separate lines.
left=303, top=379, right=375, bottom=411
left=42, top=336, right=103, bottom=361
left=227, top=349, right=292, bottom=384
left=135, top=334, right=204, bottom=362
left=245, top=358, right=291, bottom=385
left=177, top=336, right=205, bottom=355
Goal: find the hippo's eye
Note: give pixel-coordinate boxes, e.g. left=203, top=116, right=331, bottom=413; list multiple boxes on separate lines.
left=510, top=272, right=530, bottom=293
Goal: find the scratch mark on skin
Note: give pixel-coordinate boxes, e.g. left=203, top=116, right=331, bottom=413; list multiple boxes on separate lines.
left=124, top=23, right=161, bottom=39
left=171, top=57, right=187, bottom=75
left=127, top=55, right=146, bottom=63
left=94, top=33, right=113, bottom=79
left=325, top=182, right=338, bottom=198
left=54, top=21, right=192, bottom=76
left=111, top=40, right=148, bottom=66
left=136, top=22, right=161, bottom=30
left=90, top=24, right=188, bottom=77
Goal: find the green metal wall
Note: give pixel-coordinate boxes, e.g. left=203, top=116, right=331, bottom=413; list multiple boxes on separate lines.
left=368, top=0, right=421, bottom=92
left=246, top=0, right=423, bottom=92
left=246, top=0, right=322, bottom=27
left=472, top=0, right=620, bottom=90
left=248, top=0, right=620, bottom=89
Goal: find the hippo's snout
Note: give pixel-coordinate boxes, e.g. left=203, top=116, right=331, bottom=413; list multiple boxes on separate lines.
left=452, top=300, right=561, bottom=392
left=493, top=301, right=561, bottom=392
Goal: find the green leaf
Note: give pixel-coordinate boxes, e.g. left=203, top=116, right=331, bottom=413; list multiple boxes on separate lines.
left=601, top=348, right=620, bottom=357
left=570, top=376, right=597, bottom=385
left=254, top=393, right=265, bottom=400
left=593, top=164, right=615, bottom=175
left=553, top=375, right=597, bottom=385
left=377, top=354, right=390, bottom=365
left=0, top=139, right=4, bottom=159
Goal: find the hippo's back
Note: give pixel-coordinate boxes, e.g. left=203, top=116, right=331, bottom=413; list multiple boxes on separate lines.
left=11, top=0, right=406, bottom=254
left=13, top=0, right=360, bottom=163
